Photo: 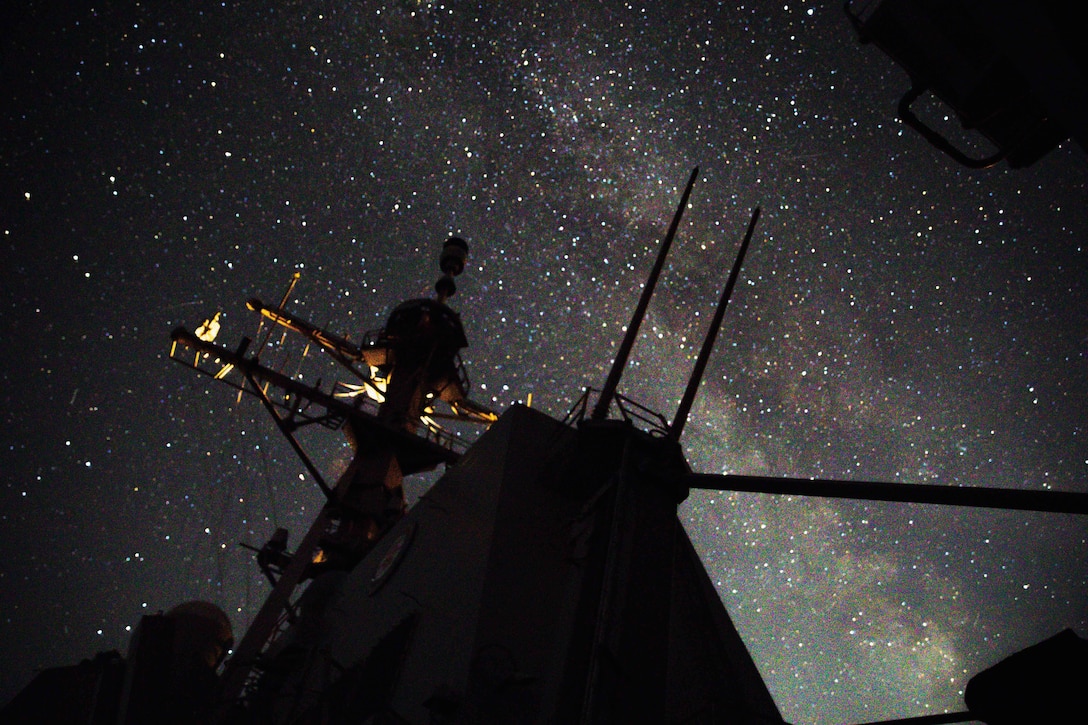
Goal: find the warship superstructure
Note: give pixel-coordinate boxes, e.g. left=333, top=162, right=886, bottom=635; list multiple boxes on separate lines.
left=5, top=162, right=1086, bottom=725
left=6, top=2, right=1088, bottom=723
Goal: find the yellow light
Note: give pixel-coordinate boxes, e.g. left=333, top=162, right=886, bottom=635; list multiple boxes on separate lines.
left=333, top=381, right=385, bottom=404
left=196, top=312, right=222, bottom=342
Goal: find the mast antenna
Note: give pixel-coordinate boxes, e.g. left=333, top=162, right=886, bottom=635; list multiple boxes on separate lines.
left=670, top=206, right=760, bottom=440
left=593, top=166, right=699, bottom=420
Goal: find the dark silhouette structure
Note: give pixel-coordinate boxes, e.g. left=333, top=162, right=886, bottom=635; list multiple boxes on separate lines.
left=845, top=0, right=1088, bottom=168
left=4, top=174, right=1086, bottom=724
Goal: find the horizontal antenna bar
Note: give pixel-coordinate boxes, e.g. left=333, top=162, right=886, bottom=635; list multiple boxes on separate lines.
left=686, top=473, right=1088, bottom=515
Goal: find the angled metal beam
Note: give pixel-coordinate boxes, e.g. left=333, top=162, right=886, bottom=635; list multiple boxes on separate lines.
left=593, top=166, right=699, bottom=420
left=169, top=326, right=462, bottom=471
left=686, top=473, right=1088, bottom=515
left=671, top=206, right=760, bottom=440
left=245, top=371, right=335, bottom=502
left=216, top=505, right=337, bottom=710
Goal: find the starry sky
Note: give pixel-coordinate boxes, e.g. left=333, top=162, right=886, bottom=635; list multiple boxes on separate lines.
left=2, top=2, right=1086, bottom=723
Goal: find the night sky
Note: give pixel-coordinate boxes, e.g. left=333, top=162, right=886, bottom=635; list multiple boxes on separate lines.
left=3, top=2, right=1087, bottom=723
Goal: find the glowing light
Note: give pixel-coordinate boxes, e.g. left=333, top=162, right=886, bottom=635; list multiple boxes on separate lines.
left=196, top=312, right=222, bottom=342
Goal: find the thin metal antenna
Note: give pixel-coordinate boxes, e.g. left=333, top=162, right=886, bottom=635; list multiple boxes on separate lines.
left=670, top=206, right=760, bottom=440
left=592, top=166, right=699, bottom=420
left=256, top=272, right=301, bottom=358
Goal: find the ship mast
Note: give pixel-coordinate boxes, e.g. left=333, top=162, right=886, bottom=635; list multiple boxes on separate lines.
left=168, top=237, right=490, bottom=710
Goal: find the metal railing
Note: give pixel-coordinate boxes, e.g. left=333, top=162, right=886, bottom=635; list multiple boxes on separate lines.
left=563, top=387, right=671, bottom=437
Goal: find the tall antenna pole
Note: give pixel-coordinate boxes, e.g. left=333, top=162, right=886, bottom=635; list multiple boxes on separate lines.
left=592, top=166, right=699, bottom=420
left=670, top=206, right=760, bottom=440
left=254, top=271, right=301, bottom=360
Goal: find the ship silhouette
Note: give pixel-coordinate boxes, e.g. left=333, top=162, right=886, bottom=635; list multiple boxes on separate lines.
left=5, top=2, right=1088, bottom=719
left=4, top=168, right=1085, bottom=725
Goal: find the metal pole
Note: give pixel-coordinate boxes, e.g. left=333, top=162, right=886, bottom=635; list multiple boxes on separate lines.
left=245, top=372, right=335, bottom=501
left=592, top=166, right=699, bottom=420
left=686, top=473, right=1088, bottom=515
left=670, top=206, right=760, bottom=440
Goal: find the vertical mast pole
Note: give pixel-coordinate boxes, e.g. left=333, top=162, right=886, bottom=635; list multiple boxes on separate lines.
left=592, top=166, right=699, bottom=420
left=670, top=206, right=760, bottom=440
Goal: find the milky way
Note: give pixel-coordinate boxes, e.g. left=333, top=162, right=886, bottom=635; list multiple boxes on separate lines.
left=3, top=2, right=1086, bottom=722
